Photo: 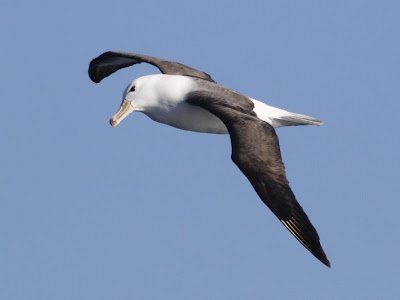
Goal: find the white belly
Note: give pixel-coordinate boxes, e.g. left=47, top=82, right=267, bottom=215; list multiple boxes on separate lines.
left=142, top=101, right=228, bottom=134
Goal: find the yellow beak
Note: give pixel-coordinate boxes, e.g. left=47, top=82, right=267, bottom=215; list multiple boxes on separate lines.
left=110, top=100, right=134, bottom=127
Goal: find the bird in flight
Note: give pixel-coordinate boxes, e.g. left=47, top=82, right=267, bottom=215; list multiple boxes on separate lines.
left=88, top=51, right=330, bottom=267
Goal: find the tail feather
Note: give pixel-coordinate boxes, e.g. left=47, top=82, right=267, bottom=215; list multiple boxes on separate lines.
left=251, top=98, right=323, bottom=128
left=275, top=112, right=323, bottom=127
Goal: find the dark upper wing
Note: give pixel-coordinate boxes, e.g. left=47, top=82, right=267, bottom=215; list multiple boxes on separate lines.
left=88, top=51, right=215, bottom=83
left=186, top=90, right=330, bottom=267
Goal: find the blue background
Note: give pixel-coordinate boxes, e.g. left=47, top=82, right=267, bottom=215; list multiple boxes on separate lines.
left=1, top=1, right=399, bottom=299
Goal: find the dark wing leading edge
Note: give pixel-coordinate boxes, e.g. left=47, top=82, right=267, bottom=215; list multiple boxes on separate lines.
left=88, top=51, right=215, bottom=83
left=186, top=90, right=330, bottom=267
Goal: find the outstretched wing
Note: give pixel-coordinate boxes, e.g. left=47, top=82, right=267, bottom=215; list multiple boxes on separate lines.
left=88, top=51, right=215, bottom=83
left=186, top=90, right=330, bottom=267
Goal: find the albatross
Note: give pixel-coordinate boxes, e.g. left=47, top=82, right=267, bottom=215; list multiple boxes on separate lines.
left=88, top=51, right=331, bottom=267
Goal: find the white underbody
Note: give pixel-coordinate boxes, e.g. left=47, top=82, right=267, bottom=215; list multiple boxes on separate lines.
left=124, top=74, right=322, bottom=134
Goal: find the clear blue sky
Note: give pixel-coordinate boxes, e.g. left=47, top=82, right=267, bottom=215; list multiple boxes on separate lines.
left=1, top=0, right=399, bottom=299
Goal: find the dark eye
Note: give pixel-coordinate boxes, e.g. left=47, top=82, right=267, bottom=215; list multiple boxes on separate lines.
left=129, top=86, right=135, bottom=92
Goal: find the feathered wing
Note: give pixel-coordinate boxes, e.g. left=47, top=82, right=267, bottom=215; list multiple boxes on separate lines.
left=88, top=51, right=215, bottom=83
left=186, top=90, right=330, bottom=267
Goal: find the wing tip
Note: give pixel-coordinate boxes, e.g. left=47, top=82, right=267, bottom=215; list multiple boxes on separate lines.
left=280, top=219, right=331, bottom=268
left=88, top=67, right=102, bottom=83
left=323, top=259, right=331, bottom=268
left=88, top=51, right=123, bottom=83
left=317, top=248, right=331, bottom=268
left=88, top=55, right=103, bottom=83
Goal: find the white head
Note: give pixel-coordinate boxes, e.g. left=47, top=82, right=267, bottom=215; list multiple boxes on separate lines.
left=110, top=74, right=194, bottom=127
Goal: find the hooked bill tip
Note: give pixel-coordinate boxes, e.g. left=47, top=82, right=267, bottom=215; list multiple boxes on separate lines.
left=110, top=118, right=119, bottom=127
left=109, top=99, right=134, bottom=128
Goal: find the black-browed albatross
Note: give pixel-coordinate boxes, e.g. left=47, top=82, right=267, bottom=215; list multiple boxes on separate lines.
left=88, top=51, right=331, bottom=267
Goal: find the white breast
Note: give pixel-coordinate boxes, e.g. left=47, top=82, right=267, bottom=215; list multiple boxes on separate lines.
left=137, top=74, right=228, bottom=134
left=146, top=101, right=228, bottom=134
